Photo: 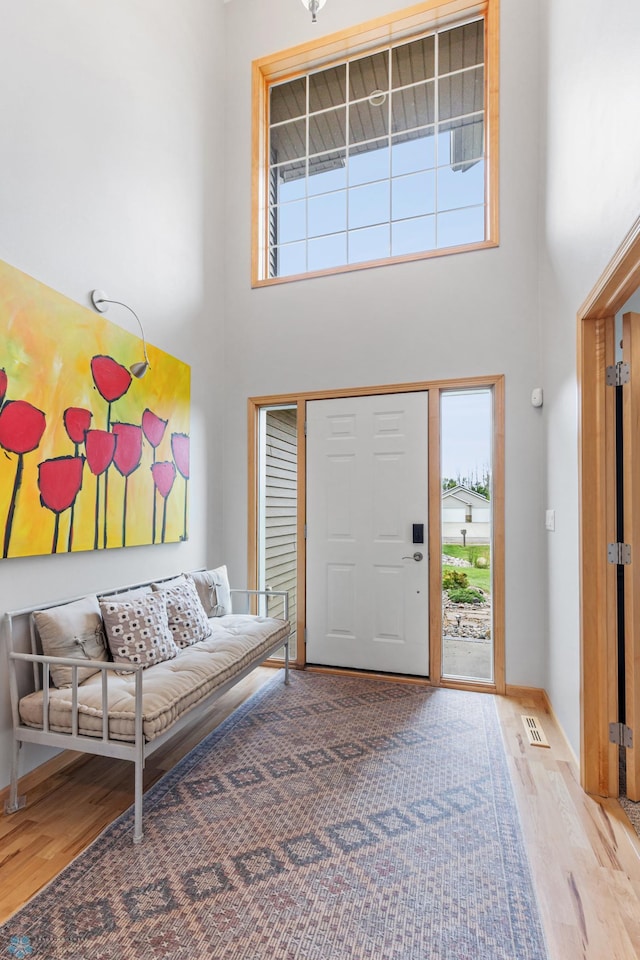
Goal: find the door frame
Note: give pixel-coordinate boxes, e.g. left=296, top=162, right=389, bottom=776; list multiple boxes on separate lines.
left=248, top=375, right=505, bottom=693
left=578, top=215, right=640, bottom=796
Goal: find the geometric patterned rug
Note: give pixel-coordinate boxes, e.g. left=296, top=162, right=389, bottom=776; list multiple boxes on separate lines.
left=618, top=751, right=640, bottom=841
left=0, top=672, right=549, bottom=960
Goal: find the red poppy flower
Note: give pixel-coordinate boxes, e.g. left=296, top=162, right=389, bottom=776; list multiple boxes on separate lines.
left=112, top=423, right=143, bottom=477
left=0, top=368, right=7, bottom=404
left=86, top=429, right=117, bottom=476
left=151, top=461, right=176, bottom=499
left=38, top=456, right=84, bottom=513
left=91, top=355, right=132, bottom=403
left=64, top=407, right=92, bottom=445
left=142, top=409, right=168, bottom=449
left=171, top=433, right=190, bottom=480
left=0, top=399, right=46, bottom=454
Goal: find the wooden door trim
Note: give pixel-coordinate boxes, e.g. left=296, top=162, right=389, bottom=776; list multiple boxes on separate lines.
left=247, top=400, right=306, bottom=666
left=578, top=215, right=640, bottom=796
left=296, top=399, right=307, bottom=669
left=492, top=375, right=506, bottom=693
left=249, top=375, right=501, bottom=407
left=623, top=312, right=640, bottom=800
left=428, top=389, right=443, bottom=685
left=249, top=374, right=505, bottom=692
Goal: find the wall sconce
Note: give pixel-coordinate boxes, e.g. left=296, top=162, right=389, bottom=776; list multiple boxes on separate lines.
left=90, top=290, right=150, bottom=378
left=300, top=0, right=326, bottom=23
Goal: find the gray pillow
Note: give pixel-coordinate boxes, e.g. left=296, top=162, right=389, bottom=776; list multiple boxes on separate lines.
left=33, top=595, right=109, bottom=689
left=189, top=566, right=232, bottom=617
left=99, top=593, right=179, bottom=668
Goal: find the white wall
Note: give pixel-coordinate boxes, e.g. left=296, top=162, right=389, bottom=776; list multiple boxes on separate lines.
left=0, top=0, right=225, bottom=786
left=222, top=0, right=547, bottom=685
left=539, top=0, right=640, bottom=753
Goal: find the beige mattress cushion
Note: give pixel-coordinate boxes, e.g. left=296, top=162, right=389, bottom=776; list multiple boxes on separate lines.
left=19, top=614, right=289, bottom=744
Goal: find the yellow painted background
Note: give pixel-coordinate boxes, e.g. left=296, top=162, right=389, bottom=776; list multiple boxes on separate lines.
left=0, top=260, right=191, bottom=558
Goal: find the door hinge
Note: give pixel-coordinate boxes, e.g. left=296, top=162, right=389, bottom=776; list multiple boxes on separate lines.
left=304, top=420, right=308, bottom=436
left=607, top=542, right=631, bottom=564
left=304, top=524, right=307, bottom=539
left=304, top=628, right=308, bottom=643
left=606, top=361, right=630, bottom=386
left=609, top=722, right=633, bottom=748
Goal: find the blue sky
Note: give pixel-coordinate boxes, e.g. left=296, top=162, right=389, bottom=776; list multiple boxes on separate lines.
left=272, top=125, right=485, bottom=276
left=440, top=388, right=492, bottom=482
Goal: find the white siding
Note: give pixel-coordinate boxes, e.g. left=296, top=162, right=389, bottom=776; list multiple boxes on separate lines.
left=264, top=408, right=297, bottom=655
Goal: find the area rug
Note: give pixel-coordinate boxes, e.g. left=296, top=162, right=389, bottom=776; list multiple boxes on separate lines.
left=0, top=673, right=549, bottom=960
left=618, top=751, right=640, bottom=840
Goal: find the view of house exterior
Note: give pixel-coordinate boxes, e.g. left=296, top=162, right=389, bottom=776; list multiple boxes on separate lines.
left=441, top=484, right=491, bottom=543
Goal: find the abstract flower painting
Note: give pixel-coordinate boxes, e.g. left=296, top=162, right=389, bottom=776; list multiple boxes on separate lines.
left=0, top=259, right=191, bottom=558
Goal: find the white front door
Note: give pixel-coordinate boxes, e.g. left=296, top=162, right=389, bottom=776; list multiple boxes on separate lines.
left=306, top=392, right=429, bottom=675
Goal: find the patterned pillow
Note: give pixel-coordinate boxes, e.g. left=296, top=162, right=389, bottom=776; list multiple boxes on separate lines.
left=156, top=577, right=212, bottom=648
left=99, top=593, right=178, bottom=668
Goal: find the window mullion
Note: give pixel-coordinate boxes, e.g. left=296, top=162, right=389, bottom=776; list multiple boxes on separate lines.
left=346, top=58, right=351, bottom=261
left=305, top=75, right=310, bottom=275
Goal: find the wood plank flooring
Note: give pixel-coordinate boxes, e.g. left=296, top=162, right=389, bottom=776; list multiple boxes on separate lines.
left=496, top=689, right=640, bottom=959
left=1, top=671, right=640, bottom=958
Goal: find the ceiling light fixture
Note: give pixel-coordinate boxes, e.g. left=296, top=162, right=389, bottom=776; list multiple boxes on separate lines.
left=90, top=290, right=151, bottom=378
left=300, top=0, right=326, bottom=23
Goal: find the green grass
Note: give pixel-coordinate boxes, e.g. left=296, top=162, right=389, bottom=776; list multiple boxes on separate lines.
left=442, top=545, right=491, bottom=594
left=442, top=544, right=490, bottom=563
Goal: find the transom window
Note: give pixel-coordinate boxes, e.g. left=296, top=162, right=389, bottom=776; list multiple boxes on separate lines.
left=252, top=2, right=498, bottom=284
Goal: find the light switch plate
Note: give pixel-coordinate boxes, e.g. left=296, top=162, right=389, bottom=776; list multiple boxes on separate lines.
left=545, top=509, right=555, bottom=532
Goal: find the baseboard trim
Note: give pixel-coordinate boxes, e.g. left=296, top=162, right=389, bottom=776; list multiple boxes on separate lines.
left=505, top=684, right=580, bottom=769
left=438, top=678, right=497, bottom=695
left=505, top=684, right=548, bottom=707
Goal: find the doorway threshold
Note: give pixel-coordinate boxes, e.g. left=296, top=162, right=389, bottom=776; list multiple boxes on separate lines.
left=304, top=663, right=498, bottom=694
left=304, top=664, right=431, bottom=686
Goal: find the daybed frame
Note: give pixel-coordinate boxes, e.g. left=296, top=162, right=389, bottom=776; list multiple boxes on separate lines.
left=3, top=575, right=290, bottom=842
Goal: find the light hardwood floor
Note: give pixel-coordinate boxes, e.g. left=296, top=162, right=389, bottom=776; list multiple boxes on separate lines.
left=1, top=670, right=640, bottom=958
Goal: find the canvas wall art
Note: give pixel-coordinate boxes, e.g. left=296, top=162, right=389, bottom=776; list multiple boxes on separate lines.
left=0, top=260, right=191, bottom=559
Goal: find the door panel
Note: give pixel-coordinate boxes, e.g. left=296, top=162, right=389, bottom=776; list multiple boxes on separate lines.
left=306, top=392, right=429, bottom=675
left=327, top=563, right=356, bottom=638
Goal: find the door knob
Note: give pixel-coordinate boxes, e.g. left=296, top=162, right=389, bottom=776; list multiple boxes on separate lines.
left=402, top=551, right=423, bottom=561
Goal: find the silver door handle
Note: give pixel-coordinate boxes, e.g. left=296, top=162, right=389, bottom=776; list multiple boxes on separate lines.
left=402, top=552, right=423, bottom=561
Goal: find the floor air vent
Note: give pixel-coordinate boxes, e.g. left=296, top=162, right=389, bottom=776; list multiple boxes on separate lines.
left=521, top=715, right=550, bottom=748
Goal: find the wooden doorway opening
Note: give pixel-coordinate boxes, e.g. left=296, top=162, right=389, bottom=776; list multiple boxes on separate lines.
left=579, top=216, right=640, bottom=797
left=248, top=376, right=505, bottom=692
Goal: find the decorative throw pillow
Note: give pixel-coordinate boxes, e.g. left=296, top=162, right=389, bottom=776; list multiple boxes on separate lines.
left=99, top=593, right=178, bottom=668
left=33, top=595, right=109, bottom=688
left=189, top=566, right=232, bottom=617
left=155, top=577, right=212, bottom=648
